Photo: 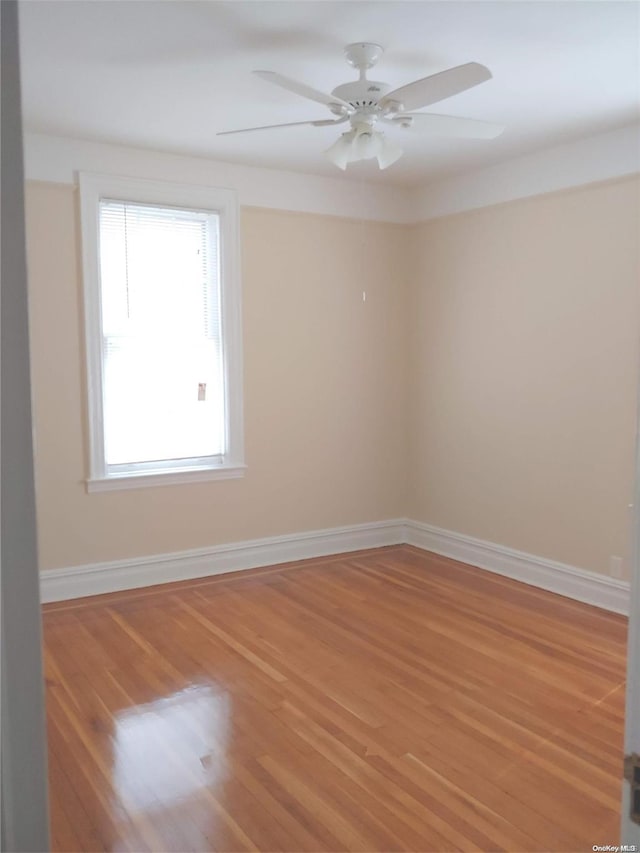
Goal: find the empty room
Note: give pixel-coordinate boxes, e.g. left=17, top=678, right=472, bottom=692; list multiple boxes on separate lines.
left=3, top=0, right=640, bottom=850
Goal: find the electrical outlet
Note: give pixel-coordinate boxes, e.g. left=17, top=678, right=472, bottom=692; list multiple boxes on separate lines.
left=610, top=556, right=623, bottom=579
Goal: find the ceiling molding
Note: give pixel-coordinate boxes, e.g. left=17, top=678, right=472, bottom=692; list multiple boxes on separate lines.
left=24, top=125, right=640, bottom=225
left=22, top=132, right=413, bottom=224
left=407, top=123, right=640, bottom=223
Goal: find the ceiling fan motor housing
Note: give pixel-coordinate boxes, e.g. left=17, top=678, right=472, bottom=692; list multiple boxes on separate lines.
left=331, top=43, right=399, bottom=117
left=330, top=80, right=392, bottom=111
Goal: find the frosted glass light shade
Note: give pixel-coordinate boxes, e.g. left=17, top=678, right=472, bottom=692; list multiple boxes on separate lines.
left=324, top=128, right=403, bottom=171
left=324, top=131, right=355, bottom=170
left=376, top=135, right=403, bottom=169
left=354, top=131, right=377, bottom=160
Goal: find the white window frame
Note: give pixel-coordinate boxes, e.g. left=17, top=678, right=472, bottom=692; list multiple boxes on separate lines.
left=79, top=172, right=244, bottom=492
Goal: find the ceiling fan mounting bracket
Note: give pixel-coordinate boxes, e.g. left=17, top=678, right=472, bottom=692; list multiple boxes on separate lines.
left=382, top=99, right=405, bottom=116
left=343, top=43, right=384, bottom=72
left=387, top=115, right=414, bottom=128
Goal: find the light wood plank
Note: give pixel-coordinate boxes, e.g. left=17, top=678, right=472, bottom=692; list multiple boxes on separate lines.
left=43, top=545, right=626, bottom=851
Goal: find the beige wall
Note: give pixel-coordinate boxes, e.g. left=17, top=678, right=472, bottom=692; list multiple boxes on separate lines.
left=25, top=175, right=640, bottom=580
left=408, top=176, right=640, bottom=577
left=25, top=182, right=410, bottom=570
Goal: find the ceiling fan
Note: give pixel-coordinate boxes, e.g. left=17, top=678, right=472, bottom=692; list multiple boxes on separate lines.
left=218, top=43, right=504, bottom=170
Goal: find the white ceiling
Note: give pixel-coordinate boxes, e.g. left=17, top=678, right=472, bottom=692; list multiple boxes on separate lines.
left=18, top=1, right=640, bottom=187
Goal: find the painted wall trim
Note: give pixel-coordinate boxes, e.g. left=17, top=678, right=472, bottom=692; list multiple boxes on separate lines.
left=39, top=520, right=407, bottom=603
left=22, top=132, right=413, bottom=224
left=405, top=519, right=630, bottom=615
left=24, top=125, right=640, bottom=226
left=408, top=122, right=640, bottom=222
left=40, top=517, right=630, bottom=613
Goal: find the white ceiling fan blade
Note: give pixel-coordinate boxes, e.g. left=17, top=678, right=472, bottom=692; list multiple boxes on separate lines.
left=406, top=113, right=504, bottom=139
left=380, top=62, right=492, bottom=112
left=217, top=117, right=347, bottom=136
left=396, top=112, right=504, bottom=139
left=253, top=70, right=352, bottom=111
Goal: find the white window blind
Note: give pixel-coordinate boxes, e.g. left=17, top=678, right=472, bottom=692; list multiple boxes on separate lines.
left=98, top=200, right=225, bottom=470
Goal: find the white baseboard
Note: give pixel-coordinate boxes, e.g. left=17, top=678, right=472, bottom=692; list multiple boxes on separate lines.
left=40, top=517, right=631, bottom=615
left=404, top=519, right=630, bottom=615
left=39, top=519, right=406, bottom=603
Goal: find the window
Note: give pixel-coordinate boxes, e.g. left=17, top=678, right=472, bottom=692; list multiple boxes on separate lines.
left=79, top=174, right=243, bottom=491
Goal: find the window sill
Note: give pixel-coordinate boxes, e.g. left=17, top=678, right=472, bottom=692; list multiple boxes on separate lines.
left=86, top=464, right=246, bottom=493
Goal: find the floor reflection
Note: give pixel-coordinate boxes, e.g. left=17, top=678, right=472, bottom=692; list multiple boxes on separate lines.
left=112, top=684, right=230, bottom=813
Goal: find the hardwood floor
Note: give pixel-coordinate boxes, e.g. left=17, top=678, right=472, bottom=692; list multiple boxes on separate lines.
left=43, top=545, right=627, bottom=852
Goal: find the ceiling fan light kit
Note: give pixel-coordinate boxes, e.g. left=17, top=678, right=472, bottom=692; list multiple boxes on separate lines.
left=324, top=125, right=403, bottom=171
left=218, top=42, right=505, bottom=172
